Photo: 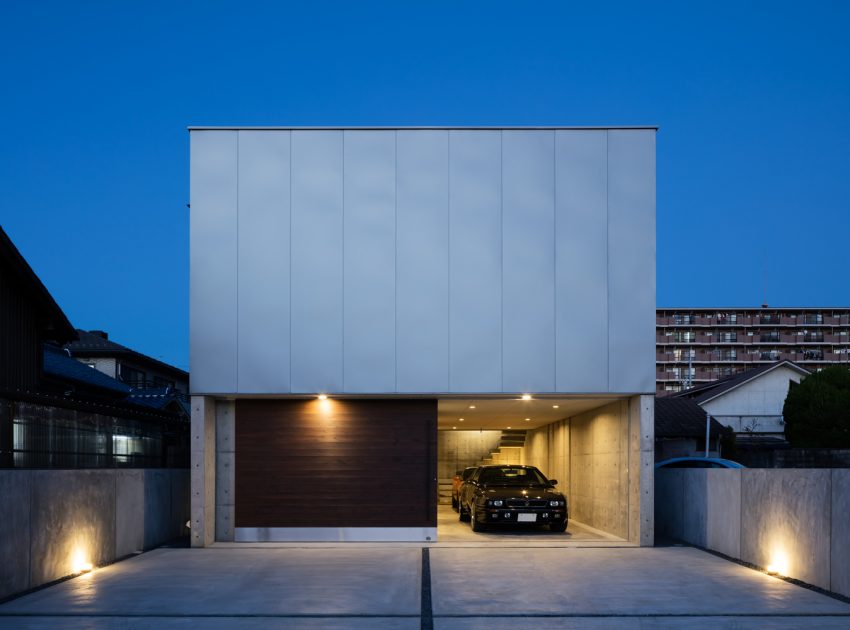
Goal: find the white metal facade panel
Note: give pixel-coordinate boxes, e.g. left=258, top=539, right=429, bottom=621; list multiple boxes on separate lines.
left=290, top=131, right=344, bottom=393
left=189, top=128, right=655, bottom=395
left=190, top=131, right=238, bottom=393
left=395, top=130, right=450, bottom=392
left=343, top=131, right=396, bottom=392
left=501, top=131, right=556, bottom=393
left=607, top=130, right=656, bottom=393
left=237, top=131, right=291, bottom=393
left=555, top=130, right=608, bottom=392
left=448, top=131, right=502, bottom=392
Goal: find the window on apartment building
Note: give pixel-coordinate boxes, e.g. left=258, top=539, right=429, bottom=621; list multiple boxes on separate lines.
left=760, top=331, right=780, bottom=342
left=760, top=314, right=780, bottom=325
left=803, top=331, right=824, bottom=342
left=672, top=314, right=693, bottom=325
left=803, top=349, right=824, bottom=360
left=120, top=365, right=146, bottom=388
left=716, top=349, right=737, bottom=360
left=717, top=332, right=737, bottom=342
left=673, top=331, right=695, bottom=342
left=673, top=348, right=695, bottom=361
left=715, top=312, right=737, bottom=324
left=760, top=350, right=780, bottom=360
left=803, top=314, right=823, bottom=325
left=664, top=384, right=682, bottom=393
left=672, top=367, right=695, bottom=379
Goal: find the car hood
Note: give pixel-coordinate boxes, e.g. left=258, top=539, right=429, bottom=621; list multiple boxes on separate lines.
left=482, top=486, right=566, bottom=501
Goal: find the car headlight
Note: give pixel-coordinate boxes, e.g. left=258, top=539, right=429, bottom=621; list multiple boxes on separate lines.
left=487, top=499, right=504, bottom=507
left=550, top=500, right=563, bottom=507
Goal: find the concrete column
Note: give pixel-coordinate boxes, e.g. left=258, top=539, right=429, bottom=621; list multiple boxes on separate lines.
left=190, top=396, right=216, bottom=547
left=215, top=400, right=236, bottom=541
left=628, top=394, right=655, bottom=546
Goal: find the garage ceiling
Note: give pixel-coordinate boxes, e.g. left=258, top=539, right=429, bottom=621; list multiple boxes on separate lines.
left=437, top=396, right=623, bottom=431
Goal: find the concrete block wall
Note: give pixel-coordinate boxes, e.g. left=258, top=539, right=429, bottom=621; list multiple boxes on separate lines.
left=0, top=469, right=189, bottom=601
left=655, top=468, right=850, bottom=598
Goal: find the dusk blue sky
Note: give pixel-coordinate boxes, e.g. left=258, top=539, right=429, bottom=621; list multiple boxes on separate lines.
left=1, top=1, right=848, bottom=371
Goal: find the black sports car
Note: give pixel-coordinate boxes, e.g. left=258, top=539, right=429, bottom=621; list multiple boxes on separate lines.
left=458, top=465, right=568, bottom=532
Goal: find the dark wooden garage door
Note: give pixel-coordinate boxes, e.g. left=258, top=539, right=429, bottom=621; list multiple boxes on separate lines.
left=235, top=399, right=437, bottom=528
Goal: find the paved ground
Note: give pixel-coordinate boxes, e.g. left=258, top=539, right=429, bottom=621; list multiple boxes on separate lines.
left=1, top=545, right=849, bottom=628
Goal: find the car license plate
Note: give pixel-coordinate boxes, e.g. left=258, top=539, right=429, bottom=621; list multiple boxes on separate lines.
left=517, top=513, right=536, bottom=523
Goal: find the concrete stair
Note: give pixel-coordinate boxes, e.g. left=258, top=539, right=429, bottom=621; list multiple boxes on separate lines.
left=438, top=478, right=454, bottom=505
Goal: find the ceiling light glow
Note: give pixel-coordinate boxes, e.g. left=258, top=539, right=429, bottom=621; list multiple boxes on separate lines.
left=521, top=394, right=532, bottom=401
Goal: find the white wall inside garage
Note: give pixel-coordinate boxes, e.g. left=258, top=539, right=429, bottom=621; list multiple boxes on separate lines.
left=190, top=128, right=655, bottom=396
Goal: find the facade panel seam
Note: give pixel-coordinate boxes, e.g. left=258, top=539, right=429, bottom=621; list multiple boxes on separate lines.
left=342, top=131, right=346, bottom=391
left=447, top=131, right=452, bottom=391
left=552, top=131, right=559, bottom=391
left=499, top=131, right=504, bottom=392
left=235, top=131, right=240, bottom=393
left=394, top=131, right=398, bottom=393
left=289, top=132, right=293, bottom=394
left=605, top=131, right=610, bottom=392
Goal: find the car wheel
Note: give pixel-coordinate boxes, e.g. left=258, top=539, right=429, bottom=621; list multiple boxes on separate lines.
left=459, top=500, right=470, bottom=522
left=451, top=495, right=458, bottom=511
left=550, top=521, right=567, bottom=533
left=470, top=504, right=484, bottom=532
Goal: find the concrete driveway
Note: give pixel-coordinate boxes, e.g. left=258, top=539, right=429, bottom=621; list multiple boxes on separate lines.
left=1, top=545, right=849, bottom=628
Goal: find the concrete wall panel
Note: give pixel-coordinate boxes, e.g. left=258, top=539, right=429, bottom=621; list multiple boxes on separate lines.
left=0, top=471, right=31, bottom=599
left=654, top=469, right=683, bottom=540
left=832, top=470, right=850, bottom=598
left=29, top=470, right=117, bottom=587
left=741, top=469, right=832, bottom=590
left=343, top=131, right=396, bottom=392
left=143, top=470, right=173, bottom=549
left=705, top=470, right=741, bottom=558
left=448, top=130, right=502, bottom=392
left=0, top=469, right=188, bottom=601
left=290, top=130, right=344, bottom=393
left=501, top=131, right=555, bottom=393
left=190, top=131, right=238, bottom=393
left=607, top=130, right=655, bottom=393
left=237, top=130, right=291, bottom=393
left=115, top=470, right=144, bottom=557
left=555, top=130, right=608, bottom=392
left=396, top=130, right=449, bottom=392
left=681, top=469, right=708, bottom=548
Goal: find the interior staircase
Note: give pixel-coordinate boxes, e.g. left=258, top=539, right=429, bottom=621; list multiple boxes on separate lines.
left=438, top=430, right=528, bottom=505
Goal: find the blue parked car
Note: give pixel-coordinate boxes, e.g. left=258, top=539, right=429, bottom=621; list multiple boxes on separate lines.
left=655, top=457, right=745, bottom=469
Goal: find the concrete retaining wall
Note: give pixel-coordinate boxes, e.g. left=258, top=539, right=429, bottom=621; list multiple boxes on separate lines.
left=0, top=469, right=189, bottom=601
left=655, top=468, right=850, bottom=598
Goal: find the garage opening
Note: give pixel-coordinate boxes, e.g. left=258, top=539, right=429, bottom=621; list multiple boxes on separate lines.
left=437, top=396, right=639, bottom=544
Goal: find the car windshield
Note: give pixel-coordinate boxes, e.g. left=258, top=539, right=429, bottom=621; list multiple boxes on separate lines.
left=478, top=467, right=548, bottom=486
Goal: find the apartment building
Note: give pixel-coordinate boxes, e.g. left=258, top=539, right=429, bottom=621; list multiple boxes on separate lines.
left=657, top=307, right=850, bottom=395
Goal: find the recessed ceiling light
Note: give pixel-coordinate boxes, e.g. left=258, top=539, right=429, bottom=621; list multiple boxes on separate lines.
left=553, top=405, right=559, bottom=409
left=452, top=426, right=457, bottom=430
left=317, top=394, right=328, bottom=401
left=507, top=426, right=512, bottom=429
left=459, top=418, right=464, bottom=422
left=469, top=405, right=476, bottom=409
left=525, top=418, right=530, bottom=421
left=521, top=394, right=532, bottom=401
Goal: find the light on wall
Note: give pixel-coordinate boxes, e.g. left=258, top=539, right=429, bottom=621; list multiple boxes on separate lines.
left=71, top=548, right=93, bottom=574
